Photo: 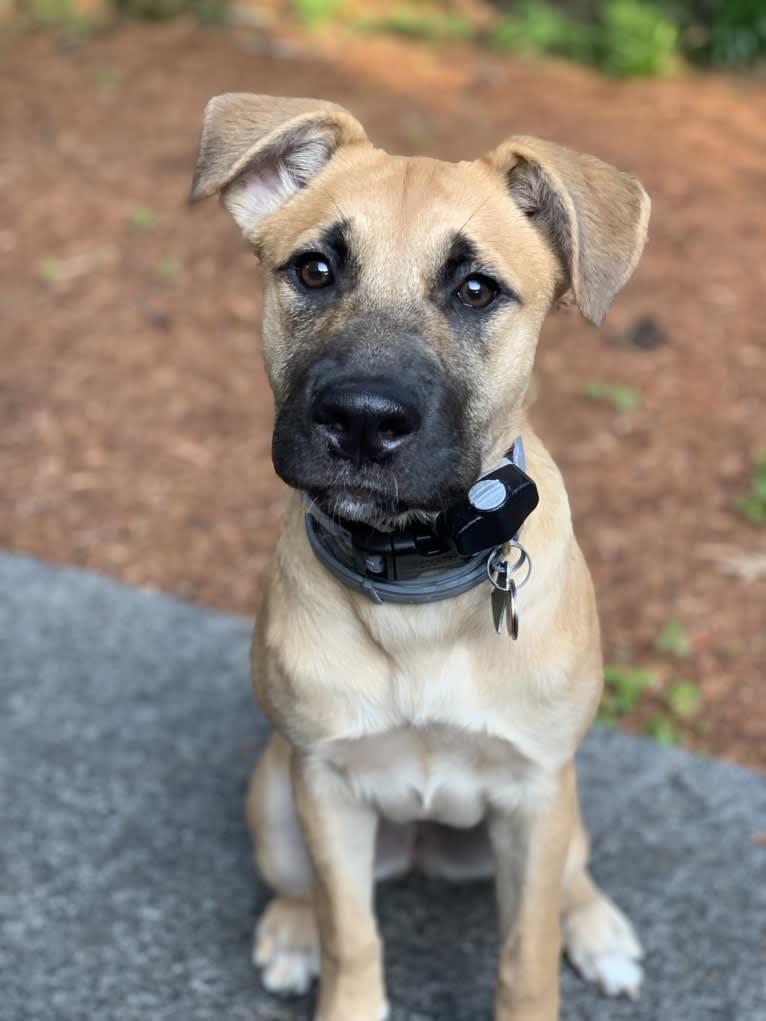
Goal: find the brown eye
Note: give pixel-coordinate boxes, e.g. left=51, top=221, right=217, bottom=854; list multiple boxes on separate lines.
left=296, top=254, right=334, bottom=289
left=457, top=274, right=498, bottom=309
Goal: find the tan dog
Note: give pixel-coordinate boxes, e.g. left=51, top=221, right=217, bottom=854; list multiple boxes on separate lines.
left=191, top=94, right=650, bottom=1021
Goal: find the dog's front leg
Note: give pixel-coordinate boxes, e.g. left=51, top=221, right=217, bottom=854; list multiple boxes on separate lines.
left=292, top=751, right=387, bottom=1021
left=489, top=763, right=577, bottom=1021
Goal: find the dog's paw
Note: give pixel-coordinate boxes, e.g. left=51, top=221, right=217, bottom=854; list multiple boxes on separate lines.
left=563, top=894, right=643, bottom=1000
left=253, top=897, right=319, bottom=996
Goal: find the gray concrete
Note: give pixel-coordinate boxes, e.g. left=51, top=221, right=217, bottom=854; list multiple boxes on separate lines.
left=1, top=551, right=764, bottom=1021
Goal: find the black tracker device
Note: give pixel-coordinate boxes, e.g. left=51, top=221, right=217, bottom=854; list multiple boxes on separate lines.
left=338, top=457, right=540, bottom=583
left=445, top=459, right=539, bottom=556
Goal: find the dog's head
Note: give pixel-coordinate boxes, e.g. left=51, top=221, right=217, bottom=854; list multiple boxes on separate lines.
left=191, top=94, right=649, bottom=525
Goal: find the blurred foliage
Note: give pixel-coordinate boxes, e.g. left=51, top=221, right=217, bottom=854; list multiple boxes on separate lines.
left=643, top=715, right=681, bottom=744
left=598, top=0, right=678, bottom=75
left=600, top=663, right=703, bottom=748
left=491, top=0, right=677, bottom=76
left=115, top=0, right=227, bottom=20
left=665, top=680, right=702, bottom=719
left=8, top=0, right=765, bottom=73
left=736, top=450, right=766, bottom=524
left=491, top=0, right=765, bottom=70
left=599, top=664, right=657, bottom=722
left=655, top=616, right=692, bottom=656
left=669, top=0, right=766, bottom=67
left=130, top=207, right=158, bottom=230
left=353, top=7, right=474, bottom=41
left=293, top=0, right=341, bottom=29
left=155, top=256, right=180, bottom=281
left=582, top=378, right=642, bottom=412
left=490, top=1, right=594, bottom=59
left=38, top=256, right=63, bottom=283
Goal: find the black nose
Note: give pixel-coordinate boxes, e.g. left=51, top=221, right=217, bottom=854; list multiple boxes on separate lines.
left=312, top=382, right=421, bottom=465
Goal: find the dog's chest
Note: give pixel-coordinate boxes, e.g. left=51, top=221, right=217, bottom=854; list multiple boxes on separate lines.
left=327, top=724, right=529, bottom=827
left=322, top=644, right=531, bottom=827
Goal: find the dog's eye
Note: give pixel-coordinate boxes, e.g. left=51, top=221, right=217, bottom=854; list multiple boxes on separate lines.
left=456, top=275, right=498, bottom=310
left=295, top=253, right=334, bottom=290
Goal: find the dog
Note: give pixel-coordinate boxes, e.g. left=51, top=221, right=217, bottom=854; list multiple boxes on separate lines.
left=190, top=94, right=650, bottom=1021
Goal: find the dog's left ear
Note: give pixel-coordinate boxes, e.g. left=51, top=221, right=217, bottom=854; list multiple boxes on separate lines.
left=190, top=93, right=368, bottom=236
left=485, top=136, right=650, bottom=325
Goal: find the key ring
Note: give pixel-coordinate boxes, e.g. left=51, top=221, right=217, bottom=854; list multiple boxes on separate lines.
left=487, top=541, right=532, bottom=591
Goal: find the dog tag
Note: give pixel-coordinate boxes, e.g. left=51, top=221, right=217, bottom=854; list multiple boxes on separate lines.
left=488, top=555, right=521, bottom=640
left=491, top=566, right=511, bottom=635
left=506, top=578, right=519, bottom=640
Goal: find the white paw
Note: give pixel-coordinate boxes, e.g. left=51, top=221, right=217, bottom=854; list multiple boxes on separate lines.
left=253, top=898, right=319, bottom=996
left=563, top=894, right=644, bottom=1000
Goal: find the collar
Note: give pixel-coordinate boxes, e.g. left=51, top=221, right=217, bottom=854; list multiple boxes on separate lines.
left=304, top=438, right=539, bottom=605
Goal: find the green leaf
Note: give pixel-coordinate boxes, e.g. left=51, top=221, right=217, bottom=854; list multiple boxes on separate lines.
left=596, top=706, right=618, bottom=726
left=38, top=257, right=62, bottom=283
left=603, top=664, right=656, bottom=714
left=354, top=9, right=474, bottom=42
left=598, top=0, right=678, bottom=78
left=737, top=494, right=766, bottom=523
left=666, top=681, right=702, bottom=720
left=644, top=716, right=681, bottom=746
left=155, top=257, right=179, bottom=282
left=582, top=379, right=641, bottom=413
left=130, top=207, right=158, bottom=231
left=293, top=0, right=341, bottom=30
left=736, top=450, right=766, bottom=523
left=655, top=617, right=692, bottom=656
left=94, top=65, right=123, bottom=91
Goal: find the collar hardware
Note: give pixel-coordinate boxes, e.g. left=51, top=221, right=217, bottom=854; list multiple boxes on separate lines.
left=304, top=437, right=538, bottom=607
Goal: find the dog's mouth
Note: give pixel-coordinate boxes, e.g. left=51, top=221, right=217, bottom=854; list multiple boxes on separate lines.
left=306, top=485, right=438, bottom=532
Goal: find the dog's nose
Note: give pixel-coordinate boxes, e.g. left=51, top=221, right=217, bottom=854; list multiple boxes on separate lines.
left=312, top=382, right=421, bottom=465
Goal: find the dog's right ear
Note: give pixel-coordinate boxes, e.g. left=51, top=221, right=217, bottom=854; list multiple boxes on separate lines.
left=189, top=94, right=367, bottom=236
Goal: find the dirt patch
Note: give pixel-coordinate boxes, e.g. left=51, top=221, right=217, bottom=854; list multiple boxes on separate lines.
left=2, top=21, right=765, bottom=768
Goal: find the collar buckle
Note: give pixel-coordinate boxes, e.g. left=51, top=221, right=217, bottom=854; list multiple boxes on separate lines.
left=305, top=437, right=538, bottom=605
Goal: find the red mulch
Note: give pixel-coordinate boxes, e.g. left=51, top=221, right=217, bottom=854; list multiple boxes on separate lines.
left=2, top=20, right=765, bottom=768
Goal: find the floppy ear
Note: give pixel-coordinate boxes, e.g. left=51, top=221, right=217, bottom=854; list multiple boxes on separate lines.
left=485, top=136, right=650, bottom=325
left=189, top=93, right=368, bottom=236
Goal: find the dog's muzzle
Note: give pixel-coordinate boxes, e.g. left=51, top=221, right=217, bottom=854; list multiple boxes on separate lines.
left=311, top=380, right=421, bottom=467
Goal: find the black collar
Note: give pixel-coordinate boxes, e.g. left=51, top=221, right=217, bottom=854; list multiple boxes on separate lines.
left=304, top=438, right=539, bottom=605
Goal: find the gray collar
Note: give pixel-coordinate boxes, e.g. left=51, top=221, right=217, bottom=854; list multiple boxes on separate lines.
left=304, top=438, right=532, bottom=605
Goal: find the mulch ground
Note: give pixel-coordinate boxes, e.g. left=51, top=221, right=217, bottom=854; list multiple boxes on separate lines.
left=2, top=19, right=765, bottom=768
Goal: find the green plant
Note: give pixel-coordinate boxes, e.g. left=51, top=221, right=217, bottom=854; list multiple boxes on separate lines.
left=26, top=0, right=65, bottom=19
left=642, top=678, right=702, bottom=744
left=597, top=0, right=678, bottom=76
left=155, top=257, right=179, bottom=281
left=736, top=451, right=766, bottom=524
left=655, top=617, right=692, bottom=656
left=194, top=0, right=228, bottom=22
left=24, top=0, right=93, bottom=23
left=490, top=1, right=594, bottom=61
left=38, top=257, right=62, bottom=283
left=354, top=8, right=474, bottom=43
left=598, top=664, right=657, bottom=723
left=293, top=0, right=340, bottom=30
left=116, top=0, right=188, bottom=19
left=130, top=207, right=158, bottom=231
left=665, top=680, right=702, bottom=720
left=582, top=379, right=641, bottom=413
left=93, top=65, right=123, bottom=91
left=677, top=0, right=766, bottom=68
left=644, top=716, right=681, bottom=745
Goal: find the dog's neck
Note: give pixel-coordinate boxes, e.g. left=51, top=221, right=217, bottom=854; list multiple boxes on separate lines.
left=302, top=437, right=538, bottom=606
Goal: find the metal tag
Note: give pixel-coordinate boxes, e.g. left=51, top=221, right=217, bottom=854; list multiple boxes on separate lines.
left=487, top=550, right=525, bottom=640
left=491, top=568, right=510, bottom=635
left=506, top=578, right=519, bottom=639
